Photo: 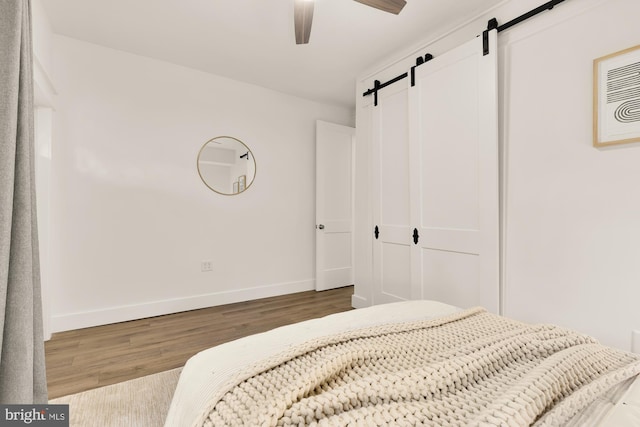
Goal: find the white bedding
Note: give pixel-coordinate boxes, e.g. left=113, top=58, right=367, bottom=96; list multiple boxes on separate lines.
left=165, top=300, right=462, bottom=426
left=164, top=300, right=640, bottom=427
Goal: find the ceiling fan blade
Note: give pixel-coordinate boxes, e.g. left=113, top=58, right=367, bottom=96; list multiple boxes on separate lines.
left=353, top=0, right=406, bottom=15
left=294, top=0, right=314, bottom=45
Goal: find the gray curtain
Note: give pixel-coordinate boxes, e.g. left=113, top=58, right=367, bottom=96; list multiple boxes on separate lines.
left=0, top=0, right=48, bottom=404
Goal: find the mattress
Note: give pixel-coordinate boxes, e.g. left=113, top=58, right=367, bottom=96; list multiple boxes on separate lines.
left=164, top=300, right=640, bottom=426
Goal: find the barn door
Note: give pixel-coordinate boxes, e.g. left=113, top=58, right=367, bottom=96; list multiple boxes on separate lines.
left=409, top=30, right=499, bottom=312
left=371, top=83, right=415, bottom=304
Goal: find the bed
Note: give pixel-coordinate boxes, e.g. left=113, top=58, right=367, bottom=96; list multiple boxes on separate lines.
left=164, top=300, right=640, bottom=426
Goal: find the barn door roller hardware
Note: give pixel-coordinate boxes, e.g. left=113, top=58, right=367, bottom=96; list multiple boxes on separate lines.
left=411, top=54, right=434, bottom=87
left=363, top=0, right=569, bottom=99
left=362, top=53, right=433, bottom=106
left=483, top=0, right=567, bottom=55
left=497, top=0, right=566, bottom=33
left=482, top=19, right=498, bottom=56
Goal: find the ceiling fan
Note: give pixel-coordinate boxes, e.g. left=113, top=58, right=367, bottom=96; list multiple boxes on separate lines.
left=294, top=0, right=407, bottom=45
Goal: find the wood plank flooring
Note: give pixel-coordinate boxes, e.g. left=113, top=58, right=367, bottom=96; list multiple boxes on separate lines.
left=45, top=286, right=354, bottom=399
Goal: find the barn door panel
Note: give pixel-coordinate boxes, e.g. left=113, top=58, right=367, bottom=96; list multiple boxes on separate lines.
left=409, top=30, right=499, bottom=312
left=371, top=83, right=414, bottom=304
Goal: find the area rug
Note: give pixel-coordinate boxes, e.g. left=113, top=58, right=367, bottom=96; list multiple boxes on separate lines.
left=49, top=368, right=182, bottom=427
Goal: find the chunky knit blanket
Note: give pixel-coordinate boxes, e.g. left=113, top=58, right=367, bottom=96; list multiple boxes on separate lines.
left=196, top=308, right=640, bottom=426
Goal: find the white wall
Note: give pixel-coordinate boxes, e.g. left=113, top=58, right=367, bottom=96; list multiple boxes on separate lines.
left=49, top=35, right=353, bottom=332
left=499, top=0, right=640, bottom=351
left=31, top=0, right=53, bottom=75
left=32, top=0, right=56, bottom=107
left=32, top=0, right=56, bottom=340
left=354, top=0, right=640, bottom=351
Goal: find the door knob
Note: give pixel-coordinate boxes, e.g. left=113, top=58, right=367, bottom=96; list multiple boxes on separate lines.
left=318, top=224, right=325, bottom=230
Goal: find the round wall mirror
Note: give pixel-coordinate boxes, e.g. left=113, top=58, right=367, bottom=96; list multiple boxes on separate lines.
left=197, top=136, right=256, bottom=195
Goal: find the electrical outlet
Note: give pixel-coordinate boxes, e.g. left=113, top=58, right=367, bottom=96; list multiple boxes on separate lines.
left=201, top=261, right=213, bottom=272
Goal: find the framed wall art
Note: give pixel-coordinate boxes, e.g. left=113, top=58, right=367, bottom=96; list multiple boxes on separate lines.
left=593, top=44, right=640, bottom=147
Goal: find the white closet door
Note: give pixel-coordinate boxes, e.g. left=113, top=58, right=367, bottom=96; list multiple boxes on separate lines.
left=372, top=84, right=414, bottom=304
left=409, top=30, right=499, bottom=312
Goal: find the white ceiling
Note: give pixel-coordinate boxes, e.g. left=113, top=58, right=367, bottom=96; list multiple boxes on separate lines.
left=41, top=0, right=506, bottom=109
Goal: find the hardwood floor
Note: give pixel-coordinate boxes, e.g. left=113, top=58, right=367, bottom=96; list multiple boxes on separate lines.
left=45, top=286, right=354, bottom=399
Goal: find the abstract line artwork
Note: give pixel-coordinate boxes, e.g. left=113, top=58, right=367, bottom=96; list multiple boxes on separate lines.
left=594, top=44, right=640, bottom=147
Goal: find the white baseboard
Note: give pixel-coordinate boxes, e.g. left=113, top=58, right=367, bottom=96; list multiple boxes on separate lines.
left=50, top=279, right=315, bottom=333
left=351, top=293, right=369, bottom=309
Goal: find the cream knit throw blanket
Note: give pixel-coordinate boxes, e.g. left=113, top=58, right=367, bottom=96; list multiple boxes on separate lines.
left=196, top=308, right=640, bottom=426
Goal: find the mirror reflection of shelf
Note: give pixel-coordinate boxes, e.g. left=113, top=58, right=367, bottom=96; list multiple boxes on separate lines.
left=198, top=160, right=234, bottom=167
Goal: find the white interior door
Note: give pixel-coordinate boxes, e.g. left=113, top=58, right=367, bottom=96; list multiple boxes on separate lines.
left=315, top=120, right=355, bottom=291
left=410, top=30, right=499, bottom=312
left=371, top=84, right=415, bottom=304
